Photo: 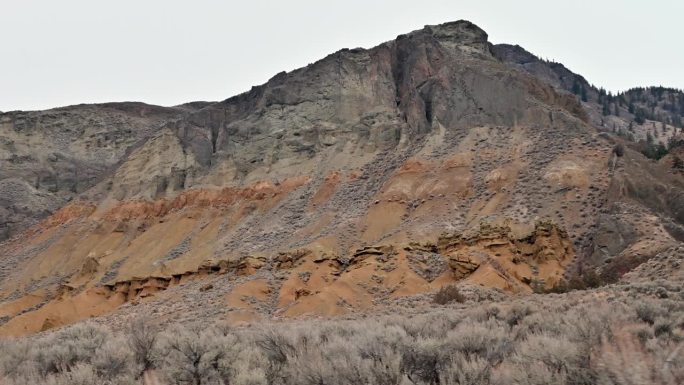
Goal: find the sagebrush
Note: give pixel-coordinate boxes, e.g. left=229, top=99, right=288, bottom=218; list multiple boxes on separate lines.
left=1, top=284, right=683, bottom=385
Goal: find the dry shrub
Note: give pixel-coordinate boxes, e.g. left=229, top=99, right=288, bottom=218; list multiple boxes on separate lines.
left=593, top=331, right=684, bottom=385
left=514, top=333, right=588, bottom=380
left=494, top=361, right=566, bottom=385
left=446, top=321, right=512, bottom=363
left=154, top=324, right=240, bottom=385
left=635, top=302, right=665, bottom=325
left=439, top=352, right=490, bottom=385
left=504, top=302, right=535, bottom=327
left=127, top=317, right=159, bottom=375
left=433, top=285, right=465, bottom=305
left=1, top=285, right=683, bottom=385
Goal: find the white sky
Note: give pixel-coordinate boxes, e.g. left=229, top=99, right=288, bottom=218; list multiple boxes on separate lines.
left=1, top=0, right=682, bottom=111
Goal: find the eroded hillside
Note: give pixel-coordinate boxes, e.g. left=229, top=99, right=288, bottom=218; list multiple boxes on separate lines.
left=0, top=102, right=205, bottom=241
left=0, top=20, right=682, bottom=336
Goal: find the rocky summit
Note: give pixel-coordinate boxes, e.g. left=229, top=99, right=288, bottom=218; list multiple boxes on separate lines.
left=0, top=20, right=683, bottom=337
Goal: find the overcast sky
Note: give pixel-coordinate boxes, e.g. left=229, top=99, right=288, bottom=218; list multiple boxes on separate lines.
left=1, top=0, right=682, bottom=111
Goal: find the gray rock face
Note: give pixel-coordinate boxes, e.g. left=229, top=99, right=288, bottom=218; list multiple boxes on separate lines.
left=0, top=102, right=194, bottom=240
left=491, top=44, right=592, bottom=98
left=148, top=21, right=583, bottom=192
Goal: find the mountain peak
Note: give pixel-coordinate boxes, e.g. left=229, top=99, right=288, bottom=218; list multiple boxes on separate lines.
left=421, top=20, right=489, bottom=54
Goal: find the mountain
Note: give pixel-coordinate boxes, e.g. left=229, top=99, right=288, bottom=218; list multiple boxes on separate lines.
left=0, top=20, right=683, bottom=337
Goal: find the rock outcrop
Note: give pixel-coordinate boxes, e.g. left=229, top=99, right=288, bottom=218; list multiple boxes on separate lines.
left=438, top=222, right=573, bottom=286
left=0, top=102, right=198, bottom=240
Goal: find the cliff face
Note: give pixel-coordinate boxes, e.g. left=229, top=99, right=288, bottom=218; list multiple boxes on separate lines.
left=0, top=20, right=682, bottom=336
left=94, top=21, right=584, bottom=201
left=0, top=102, right=199, bottom=240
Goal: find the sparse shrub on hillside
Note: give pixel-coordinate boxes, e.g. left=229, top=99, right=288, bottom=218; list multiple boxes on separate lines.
left=549, top=268, right=611, bottom=293
left=470, top=304, right=501, bottom=322
left=672, top=155, right=684, bottom=171
left=126, top=317, right=159, bottom=375
left=653, top=319, right=673, bottom=337
left=580, top=269, right=603, bottom=289
left=254, top=328, right=297, bottom=384
left=92, top=336, right=137, bottom=380
left=599, top=253, right=651, bottom=284
left=433, top=284, right=465, bottom=305
left=635, top=302, right=663, bottom=325
left=547, top=279, right=570, bottom=294
left=155, top=325, right=236, bottom=385
left=505, top=303, right=535, bottom=326
left=401, top=337, right=448, bottom=384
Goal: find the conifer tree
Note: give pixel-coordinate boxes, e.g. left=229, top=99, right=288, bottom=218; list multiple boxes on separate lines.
left=602, top=101, right=611, bottom=116
left=572, top=80, right=581, bottom=95
left=635, top=108, right=646, bottom=124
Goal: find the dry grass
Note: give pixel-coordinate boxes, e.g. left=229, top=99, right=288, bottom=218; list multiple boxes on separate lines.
left=1, top=284, right=683, bottom=385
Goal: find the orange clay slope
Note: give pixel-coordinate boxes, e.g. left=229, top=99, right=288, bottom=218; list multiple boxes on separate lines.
left=0, top=165, right=578, bottom=336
